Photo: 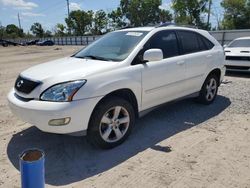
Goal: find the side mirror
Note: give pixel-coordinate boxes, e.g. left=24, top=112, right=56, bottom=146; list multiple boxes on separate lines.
left=223, top=44, right=227, bottom=48
left=143, top=49, right=163, bottom=62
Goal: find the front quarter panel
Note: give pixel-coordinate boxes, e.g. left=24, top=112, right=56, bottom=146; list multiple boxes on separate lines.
left=73, top=64, right=143, bottom=110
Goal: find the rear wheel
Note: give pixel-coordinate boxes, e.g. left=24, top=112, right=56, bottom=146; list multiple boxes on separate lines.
left=197, top=74, right=219, bottom=105
left=87, top=97, right=135, bottom=149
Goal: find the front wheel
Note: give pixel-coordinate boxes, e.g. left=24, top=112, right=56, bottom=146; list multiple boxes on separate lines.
left=87, top=97, right=135, bottom=149
left=197, top=74, right=219, bottom=105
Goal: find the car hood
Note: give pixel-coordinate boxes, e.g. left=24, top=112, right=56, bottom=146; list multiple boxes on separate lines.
left=225, top=47, right=250, bottom=56
left=21, top=57, right=118, bottom=82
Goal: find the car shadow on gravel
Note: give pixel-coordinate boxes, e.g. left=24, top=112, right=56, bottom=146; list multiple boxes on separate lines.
left=7, top=95, right=231, bottom=186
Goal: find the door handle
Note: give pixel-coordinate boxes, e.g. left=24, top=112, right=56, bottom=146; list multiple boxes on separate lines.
left=207, top=54, right=212, bottom=58
left=177, top=61, right=185, bottom=65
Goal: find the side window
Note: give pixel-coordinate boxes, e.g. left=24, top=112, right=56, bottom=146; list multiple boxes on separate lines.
left=145, top=31, right=179, bottom=59
left=177, top=31, right=200, bottom=54
left=197, top=35, right=208, bottom=51
left=201, top=36, right=214, bottom=50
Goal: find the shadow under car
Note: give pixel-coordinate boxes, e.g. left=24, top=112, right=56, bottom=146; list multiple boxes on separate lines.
left=7, top=95, right=231, bottom=186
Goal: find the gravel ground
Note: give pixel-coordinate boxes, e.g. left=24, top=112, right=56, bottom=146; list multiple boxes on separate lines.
left=0, top=46, right=250, bottom=188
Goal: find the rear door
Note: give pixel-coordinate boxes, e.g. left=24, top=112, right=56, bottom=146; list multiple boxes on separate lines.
left=176, top=30, right=215, bottom=92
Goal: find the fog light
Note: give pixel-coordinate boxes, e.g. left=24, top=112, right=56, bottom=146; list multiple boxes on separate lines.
left=48, top=117, right=71, bottom=126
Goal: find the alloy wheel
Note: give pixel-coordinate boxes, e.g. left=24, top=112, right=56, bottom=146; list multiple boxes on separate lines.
left=99, top=106, right=130, bottom=143
left=206, top=78, right=217, bottom=101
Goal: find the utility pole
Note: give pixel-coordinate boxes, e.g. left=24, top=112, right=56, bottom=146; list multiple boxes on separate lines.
left=18, top=13, right=22, bottom=29
left=66, top=0, right=71, bottom=35
left=66, top=0, right=70, bottom=19
left=0, top=21, right=3, bottom=40
left=207, top=0, right=212, bottom=29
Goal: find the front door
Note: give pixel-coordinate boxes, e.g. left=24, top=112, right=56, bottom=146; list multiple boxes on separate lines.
left=141, top=30, right=186, bottom=110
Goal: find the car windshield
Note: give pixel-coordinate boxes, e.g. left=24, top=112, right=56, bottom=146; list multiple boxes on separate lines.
left=228, top=39, right=250, bottom=48
left=74, top=31, right=148, bottom=61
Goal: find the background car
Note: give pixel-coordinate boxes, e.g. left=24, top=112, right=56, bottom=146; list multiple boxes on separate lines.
left=37, top=40, right=54, bottom=46
left=224, top=37, right=250, bottom=70
left=21, top=40, right=39, bottom=46
left=27, top=39, right=39, bottom=45
left=0, top=39, right=19, bottom=47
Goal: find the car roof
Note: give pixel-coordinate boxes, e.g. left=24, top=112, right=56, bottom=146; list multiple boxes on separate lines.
left=118, top=25, right=219, bottom=47
left=234, top=37, right=250, bottom=40
left=120, top=25, right=205, bottom=33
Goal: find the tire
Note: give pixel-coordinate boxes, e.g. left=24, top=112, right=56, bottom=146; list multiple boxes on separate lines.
left=197, top=74, right=219, bottom=105
left=87, top=97, right=135, bottom=149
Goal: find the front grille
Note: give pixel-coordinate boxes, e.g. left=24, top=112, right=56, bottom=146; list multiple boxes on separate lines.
left=226, top=56, right=250, bottom=61
left=15, top=76, right=41, bottom=94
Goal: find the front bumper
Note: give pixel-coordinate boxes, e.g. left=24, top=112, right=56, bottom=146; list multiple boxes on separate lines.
left=7, top=89, right=102, bottom=134
left=225, top=59, right=250, bottom=68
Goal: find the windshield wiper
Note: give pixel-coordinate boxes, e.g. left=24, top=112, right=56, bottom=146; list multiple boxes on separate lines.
left=76, top=55, right=112, bottom=61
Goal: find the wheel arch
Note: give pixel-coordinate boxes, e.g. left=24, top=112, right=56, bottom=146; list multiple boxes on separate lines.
left=87, top=88, right=139, bottom=131
left=207, top=68, right=221, bottom=82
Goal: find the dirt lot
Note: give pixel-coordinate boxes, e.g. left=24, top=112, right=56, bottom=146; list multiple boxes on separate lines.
left=0, top=46, right=250, bottom=188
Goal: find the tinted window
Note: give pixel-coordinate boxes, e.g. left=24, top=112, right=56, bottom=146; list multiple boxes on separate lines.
left=145, top=31, right=179, bottom=58
left=228, top=39, right=250, bottom=48
left=177, top=31, right=200, bottom=54
left=197, top=35, right=208, bottom=51
left=201, top=36, right=214, bottom=49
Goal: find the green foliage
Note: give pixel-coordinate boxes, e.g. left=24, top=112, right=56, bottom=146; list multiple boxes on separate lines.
left=92, top=10, right=108, bottom=35
left=108, top=8, right=127, bottom=30
left=7, top=0, right=246, bottom=38
left=221, top=0, right=250, bottom=29
left=120, top=0, right=172, bottom=27
left=5, top=24, right=24, bottom=38
left=65, top=10, right=93, bottom=36
left=160, top=9, right=173, bottom=23
left=55, top=23, right=66, bottom=37
left=44, top=30, right=52, bottom=37
left=30, top=22, right=44, bottom=37
left=172, top=0, right=209, bottom=29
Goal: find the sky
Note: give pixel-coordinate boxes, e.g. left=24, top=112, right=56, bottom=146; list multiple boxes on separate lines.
left=0, top=0, right=223, bottom=33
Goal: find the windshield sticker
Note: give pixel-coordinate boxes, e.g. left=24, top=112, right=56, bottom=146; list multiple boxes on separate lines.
left=126, top=32, right=143, bottom=37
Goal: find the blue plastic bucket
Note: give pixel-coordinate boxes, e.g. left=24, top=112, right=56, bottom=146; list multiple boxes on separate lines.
left=19, top=149, right=45, bottom=188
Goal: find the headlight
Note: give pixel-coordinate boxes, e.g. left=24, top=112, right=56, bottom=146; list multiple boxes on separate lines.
left=40, top=80, right=86, bottom=102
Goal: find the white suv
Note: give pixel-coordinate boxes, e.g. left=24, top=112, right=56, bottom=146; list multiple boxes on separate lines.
left=8, top=25, right=225, bottom=148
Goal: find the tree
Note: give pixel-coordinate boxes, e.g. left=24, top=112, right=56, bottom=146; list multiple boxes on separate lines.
left=120, top=0, right=171, bottom=27
left=92, top=10, right=108, bottom=35
left=44, top=30, right=52, bottom=37
left=30, top=22, right=44, bottom=37
left=221, top=0, right=250, bottom=29
left=108, top=7, right=127, bottom=30
left=0, top=22, right=5, bottom=39
left=160, top=10, right=173, bottom=23
left=5, top=24, right=23, bottom=38
left=172, top=0, right=209, bottom=29
left=55, top=23, right=66, bottom=36
left=65, top=10, right=93, bottom=36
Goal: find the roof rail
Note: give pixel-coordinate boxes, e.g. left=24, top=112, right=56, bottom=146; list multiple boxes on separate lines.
left=157, top=22, right=176, bottom=27
left=121, top=26, right=133, bottom=30
left=157, top=22, right=198, bottom=29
